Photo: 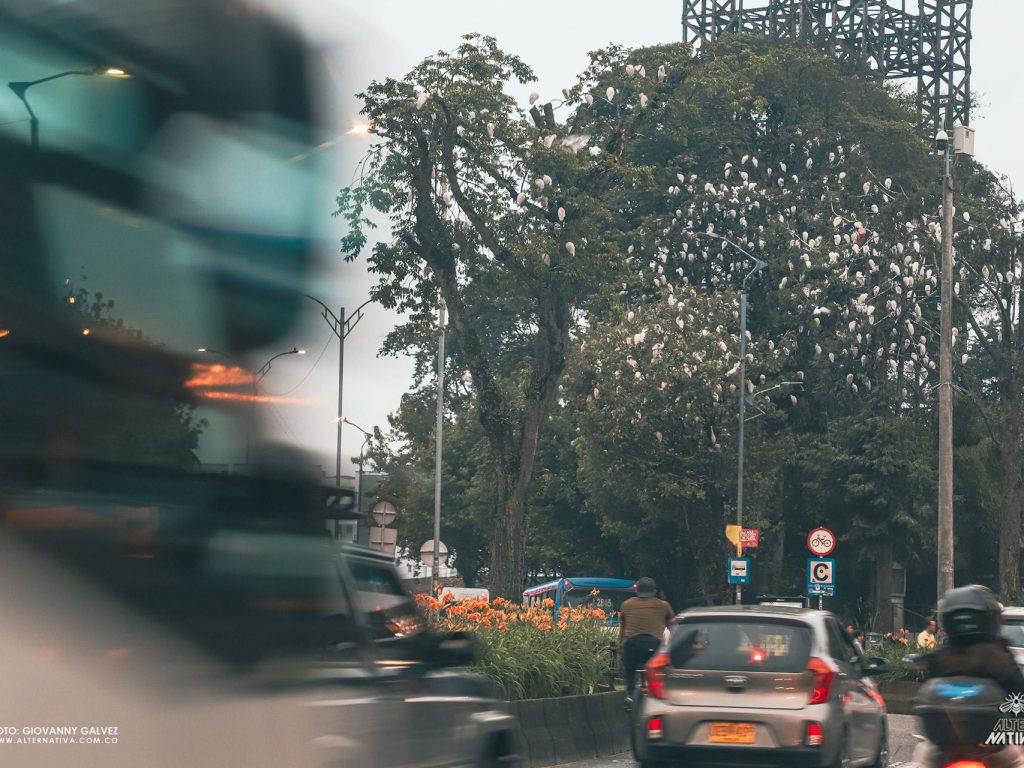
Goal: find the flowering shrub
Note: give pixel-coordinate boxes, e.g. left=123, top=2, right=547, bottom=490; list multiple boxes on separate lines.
left=871, top=629, right=929, bottom=683
left=416, top=594, right=615, bottom=700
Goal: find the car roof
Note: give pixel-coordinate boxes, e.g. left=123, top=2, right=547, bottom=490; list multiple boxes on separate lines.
left=677, top=605, right=826, bottom=620
left=339, top=543, right=396, bottom=564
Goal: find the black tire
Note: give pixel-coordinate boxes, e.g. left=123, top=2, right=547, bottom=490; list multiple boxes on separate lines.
left=868, top=722, right=890, bottom=768
left=831, top=728, right=852, bottom=768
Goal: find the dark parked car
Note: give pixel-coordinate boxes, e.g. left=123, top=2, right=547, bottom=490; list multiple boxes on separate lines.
left=631, top=605, right=889, bottom=768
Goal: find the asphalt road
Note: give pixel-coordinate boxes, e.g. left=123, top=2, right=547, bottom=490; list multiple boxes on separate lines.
left=561, top=713, right=920, bottom=767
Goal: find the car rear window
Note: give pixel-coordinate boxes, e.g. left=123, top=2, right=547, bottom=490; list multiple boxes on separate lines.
left=1002, top=620, right=1024, bottom=647
left=670, top=618, right=812, bottom=673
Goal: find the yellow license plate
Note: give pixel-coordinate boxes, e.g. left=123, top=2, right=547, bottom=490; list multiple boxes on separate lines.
left=709, top=722, right=756, bottom=744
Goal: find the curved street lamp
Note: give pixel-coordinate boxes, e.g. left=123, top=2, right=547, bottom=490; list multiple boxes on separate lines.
left=342, top=417, right=373, bottom=523
left=303, top=294, right=373, bottom=487
left=8, top=67, right=130, bottom=150
left=199, top=346, right=305, bottom=467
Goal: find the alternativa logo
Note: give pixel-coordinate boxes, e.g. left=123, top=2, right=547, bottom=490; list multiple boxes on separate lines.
left=1001, top=693, right=1024, bottom=716
left=986, top=694, right=1024, bottom=745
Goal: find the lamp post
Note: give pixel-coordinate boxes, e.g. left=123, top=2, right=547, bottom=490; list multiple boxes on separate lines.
left=303, top=295, right=373, bottom=487
left=432, top=298, right=446, bottom=595
left=342, top=418, right=372, bottom=523
left=686, top=229, right=766, bottom=604
left=248, top=347, right=305, bottom=465
left=198, top=346, right=305, bottom=468
left=8, top=67, right=130, bottom=150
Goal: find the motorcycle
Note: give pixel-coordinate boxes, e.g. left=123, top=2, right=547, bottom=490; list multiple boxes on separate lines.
left=906, top=653, right=1024, bottom=768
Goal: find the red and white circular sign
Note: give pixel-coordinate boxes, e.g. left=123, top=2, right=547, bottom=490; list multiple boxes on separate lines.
left=807, top=527, right=836, bottom=557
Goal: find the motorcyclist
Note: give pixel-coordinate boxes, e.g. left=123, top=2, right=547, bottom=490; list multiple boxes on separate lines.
left=924, top=585, right=1024, bottom=696
left=914, top=585, right=1024, bottom=767
left=619, top=577, right=674, bottom=701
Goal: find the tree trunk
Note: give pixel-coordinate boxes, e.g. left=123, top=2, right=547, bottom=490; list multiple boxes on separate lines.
left=873, top=537, right=893, bottom=633
left=488, top=458, right=530, bottom=600
left=999, top=373, right=1023, bottom=604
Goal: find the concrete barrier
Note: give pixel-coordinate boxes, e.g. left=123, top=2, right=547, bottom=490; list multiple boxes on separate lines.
left=513, top=691, right=628, bottom=767
left=878, top=681, right=919, bottom=716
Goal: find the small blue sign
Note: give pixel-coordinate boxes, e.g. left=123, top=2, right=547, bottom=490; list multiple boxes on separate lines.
left=807, top=558, right=835, bottom=596
left=728, top=557, right=750, bottom=584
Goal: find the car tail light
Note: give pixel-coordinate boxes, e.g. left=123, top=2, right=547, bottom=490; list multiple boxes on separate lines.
left=804, top=722, right=824, bottom=747
left=645, top=652, right=671, bottom=700
left=748, top=647, right=766, bottom=664
left=944, top=763, right=986, bottom=768
left=806, top=657, right=835, bottom=705
left=646, top=717, right=664, bottom=740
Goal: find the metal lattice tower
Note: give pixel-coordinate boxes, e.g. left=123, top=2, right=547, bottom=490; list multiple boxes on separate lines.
left=681, top=0, right=972, bottom=136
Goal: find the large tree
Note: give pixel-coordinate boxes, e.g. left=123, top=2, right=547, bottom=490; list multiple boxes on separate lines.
left=337, top=35, right=638, bottom=598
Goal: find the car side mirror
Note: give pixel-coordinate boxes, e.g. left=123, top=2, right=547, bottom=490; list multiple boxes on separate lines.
left=862, top=657, right=891, bottom=677
left=428, top=631, right=477, bottom=668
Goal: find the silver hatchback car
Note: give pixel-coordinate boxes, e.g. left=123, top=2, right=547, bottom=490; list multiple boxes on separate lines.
left=631, top=606, right=890, bottom=768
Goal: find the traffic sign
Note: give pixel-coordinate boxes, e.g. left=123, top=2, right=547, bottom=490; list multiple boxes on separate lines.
left=728, top=557, right=750, bottom=585
left=807, top=527, right=836, bottom=557
left=807, top=584, right=835, bottom=597
left=372, top=500, right=396, bottom=527
left=740, top=528, right=759, bottom=548
left=807, top=558, right=835, bottom=597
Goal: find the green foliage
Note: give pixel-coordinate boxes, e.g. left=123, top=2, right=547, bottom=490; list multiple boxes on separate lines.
left=470, top=621, right=614, bottom=700
left=362, top=33, right=1023, bottom=617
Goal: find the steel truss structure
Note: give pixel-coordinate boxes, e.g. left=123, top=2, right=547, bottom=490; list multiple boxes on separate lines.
left=681, top=0, right=972, bottom=136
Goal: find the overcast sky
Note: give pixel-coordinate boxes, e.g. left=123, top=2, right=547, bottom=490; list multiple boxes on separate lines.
left=236, top=0, right=1023, bottom=480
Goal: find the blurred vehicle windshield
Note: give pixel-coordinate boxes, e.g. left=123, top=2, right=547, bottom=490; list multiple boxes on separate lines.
left=0, top=0, right=340, bottom=672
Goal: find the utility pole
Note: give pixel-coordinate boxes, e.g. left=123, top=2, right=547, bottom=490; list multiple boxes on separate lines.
left=937, top=122, right=956, bottom=598
left=431, top=299, right=446, bottom=594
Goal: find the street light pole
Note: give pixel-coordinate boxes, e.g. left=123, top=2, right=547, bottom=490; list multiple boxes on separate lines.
left=246, top=347, right=304, bottom=466
left=432, top=298, right=446, bottom=595
left=687, top=229, right=766, bottom=605
left=8, top=67, right=130, bottom=150
left=303, top=295, right=372, bottom=486
left=343, top=418, right=372, bottom=526
left=736, top=260, right=766, bottom=605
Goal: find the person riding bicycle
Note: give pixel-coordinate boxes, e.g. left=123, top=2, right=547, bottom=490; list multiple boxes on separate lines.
left=924, top=585, right=1024, bottom=696
left=619, top=577, right=674, bottom=700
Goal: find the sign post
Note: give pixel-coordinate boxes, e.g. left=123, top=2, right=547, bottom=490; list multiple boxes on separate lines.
left=728, top=557, right=750, bottom=585
left=725, top=526, right=759, bottom=602
left=806, top=528, right=837, bottom=608
left=806, top=558, right=836, bottom=607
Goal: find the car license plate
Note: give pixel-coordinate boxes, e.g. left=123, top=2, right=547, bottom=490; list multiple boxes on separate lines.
left=709, top=722, right=756, bottom=744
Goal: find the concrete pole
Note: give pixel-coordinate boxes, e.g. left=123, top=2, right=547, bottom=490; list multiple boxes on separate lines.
left=937, top=138, right=955, bottom=598
left=431, top=300, right=446, bottom=594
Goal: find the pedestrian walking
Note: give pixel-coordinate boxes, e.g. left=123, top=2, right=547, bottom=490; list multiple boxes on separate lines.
left=620, top=577, right=674, bottom=700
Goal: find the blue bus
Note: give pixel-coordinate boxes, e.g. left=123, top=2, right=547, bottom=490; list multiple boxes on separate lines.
left=522, top=577, right=637, bottom=625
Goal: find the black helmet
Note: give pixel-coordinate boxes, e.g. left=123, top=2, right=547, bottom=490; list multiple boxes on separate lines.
left=938, top=585, right=1001, bottom=644
left=636, top=577, right=657, bottom=597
